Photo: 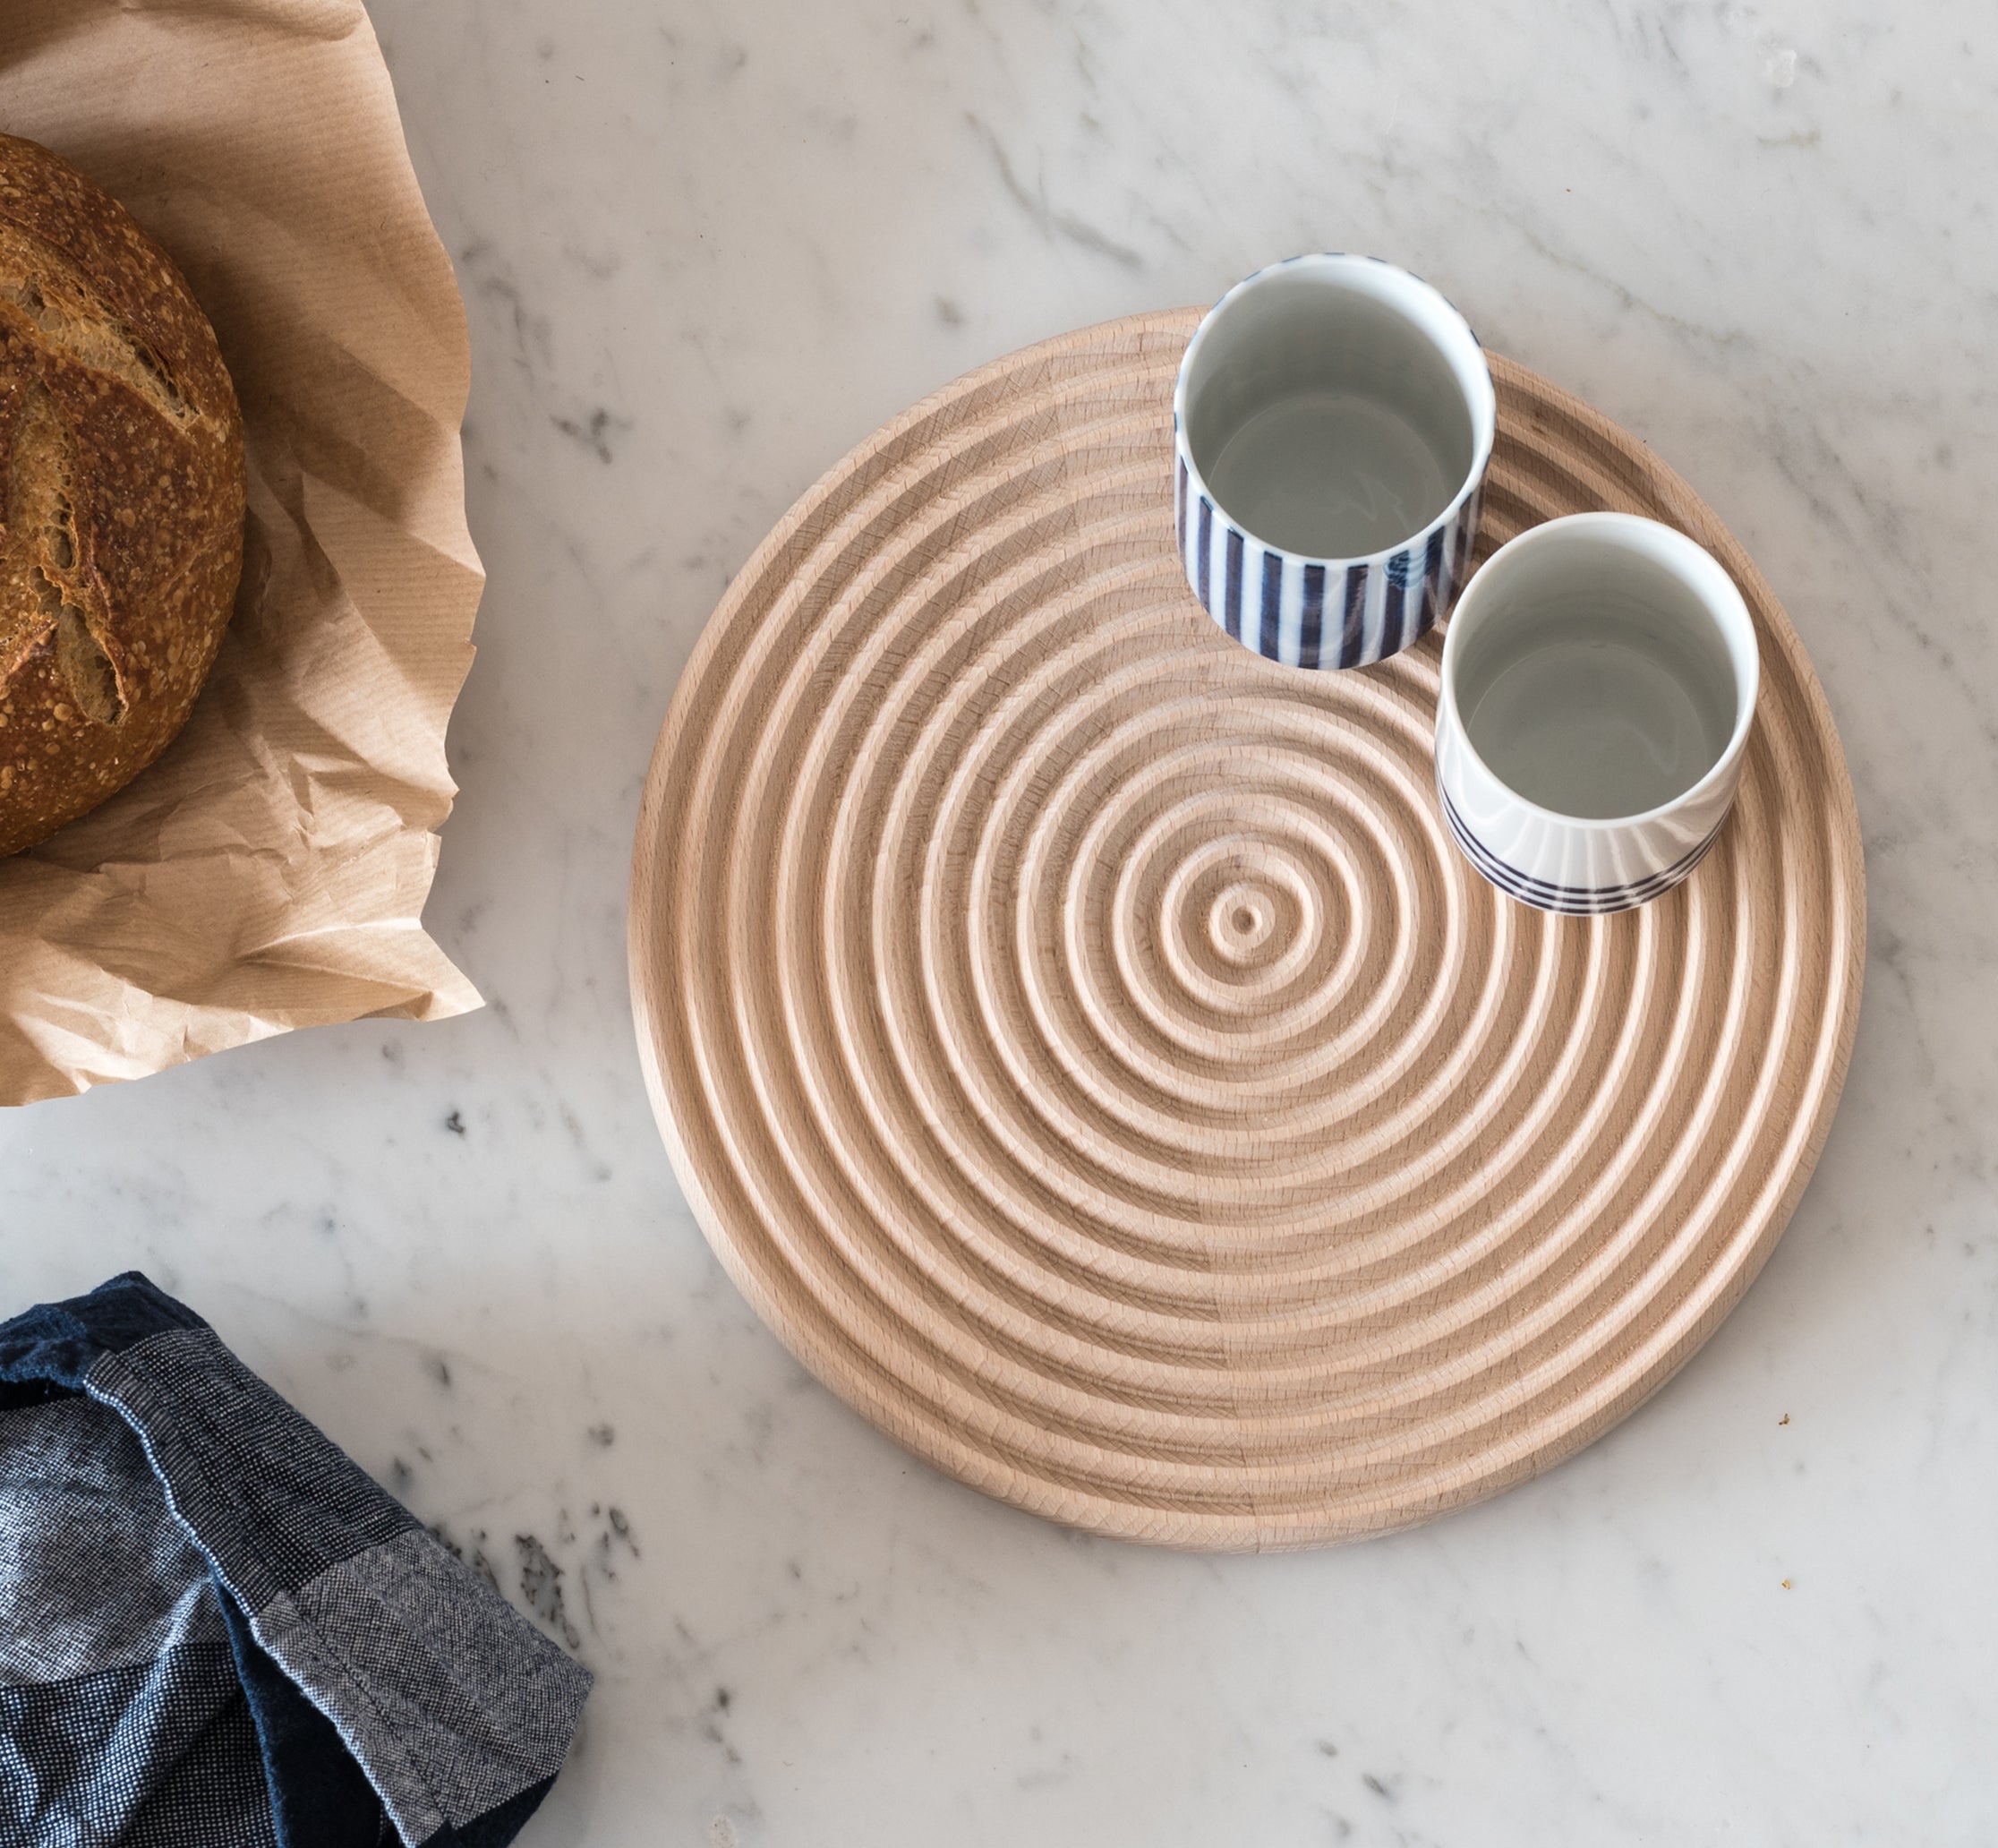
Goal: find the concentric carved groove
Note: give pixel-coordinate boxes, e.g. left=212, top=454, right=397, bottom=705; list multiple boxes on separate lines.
left=630, top=312, right=1866, bottom=1550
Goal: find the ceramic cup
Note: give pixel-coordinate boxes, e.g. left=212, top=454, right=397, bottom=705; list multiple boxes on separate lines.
left=1434, top=511, right=1761, bottom=915
left=1174, top=253, right=1495, bottom=670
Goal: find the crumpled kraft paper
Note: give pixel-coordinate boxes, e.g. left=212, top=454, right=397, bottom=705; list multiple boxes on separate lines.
left=0, top=0, right=482, bottom=1105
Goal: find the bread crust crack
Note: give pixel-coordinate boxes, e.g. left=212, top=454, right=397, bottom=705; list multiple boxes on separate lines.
left=0, top=133, right=243, bottom=855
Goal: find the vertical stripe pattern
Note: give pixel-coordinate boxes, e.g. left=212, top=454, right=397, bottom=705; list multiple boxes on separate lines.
left=1196, top=497, right=1214, bottom=617
left=1338, top=565, right=1368, bottom=668
left=1259, top=552, right=1284, bottom=659
left=1381, top=550, right=1411, bottom=662
left=1299, top=564, right=1327, bottom=669
left=1177, top=475, right=1482, bottom=670
left=1224, top=527, right=1245, bottom=640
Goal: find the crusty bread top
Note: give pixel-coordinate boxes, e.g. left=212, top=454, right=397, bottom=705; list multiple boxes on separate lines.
left=0, top=131, right=245, bottom=856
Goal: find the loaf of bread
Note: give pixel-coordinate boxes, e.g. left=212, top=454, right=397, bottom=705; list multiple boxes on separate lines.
left=0, top=133, right=244, bottom=858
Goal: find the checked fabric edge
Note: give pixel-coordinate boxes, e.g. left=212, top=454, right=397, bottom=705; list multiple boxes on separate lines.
left=0, top=1273, right=591, bottom=1847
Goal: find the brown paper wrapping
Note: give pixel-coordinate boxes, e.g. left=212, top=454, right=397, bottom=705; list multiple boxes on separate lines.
left=0, top=0, right=482, bottom=1104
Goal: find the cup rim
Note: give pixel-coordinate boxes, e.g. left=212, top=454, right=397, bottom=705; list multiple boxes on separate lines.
left=1437, top=511, right=1763, bottom=831
left=1172, top=252, right=1497, bottom=569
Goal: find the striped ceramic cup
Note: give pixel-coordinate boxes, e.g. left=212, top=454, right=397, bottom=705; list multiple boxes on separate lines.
left=1434, top=513, right=1761, bottom=915
left=1173, top=254, right=1495, bottom=670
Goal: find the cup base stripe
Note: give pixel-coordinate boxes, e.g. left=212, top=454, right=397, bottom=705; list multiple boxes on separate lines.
left=1439, top=785, right=1722, bottom=913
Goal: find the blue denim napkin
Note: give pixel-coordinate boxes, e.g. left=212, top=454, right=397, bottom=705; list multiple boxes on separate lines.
left=0, top=1273, right=591, bottom=1846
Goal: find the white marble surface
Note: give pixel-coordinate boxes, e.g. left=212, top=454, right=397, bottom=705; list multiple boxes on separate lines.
left=6, top=1, right=1996, bottom=1841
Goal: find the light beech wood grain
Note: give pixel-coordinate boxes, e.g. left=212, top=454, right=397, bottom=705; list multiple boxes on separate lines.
left=629, top=311, right=1865, bottom=1551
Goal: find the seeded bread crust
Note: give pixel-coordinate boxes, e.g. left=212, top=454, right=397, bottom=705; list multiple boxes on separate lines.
left=0, top=132, right=245, bottom=858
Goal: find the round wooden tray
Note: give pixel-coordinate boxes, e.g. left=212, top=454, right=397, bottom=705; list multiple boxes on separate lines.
left=630, top=310, right=1865, bottom=1551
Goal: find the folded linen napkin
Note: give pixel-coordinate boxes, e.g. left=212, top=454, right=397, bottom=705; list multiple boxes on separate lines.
left=0, top=1273, right=591, bottom=1846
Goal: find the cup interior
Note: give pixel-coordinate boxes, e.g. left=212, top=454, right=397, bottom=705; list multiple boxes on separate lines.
left=1447, top=518, right=1757, bottom=822
left=1180, top=258, right=1490, bottom=560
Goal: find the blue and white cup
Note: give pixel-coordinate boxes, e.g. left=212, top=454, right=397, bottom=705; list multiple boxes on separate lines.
left=1173, top=254, right=1495, bottom=670
left=1434, top=512, right=1762, bottom=915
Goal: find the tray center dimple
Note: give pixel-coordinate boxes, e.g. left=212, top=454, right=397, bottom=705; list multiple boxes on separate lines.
left=1210, top=882, right=1275, bottom=962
